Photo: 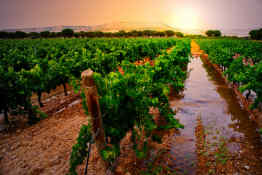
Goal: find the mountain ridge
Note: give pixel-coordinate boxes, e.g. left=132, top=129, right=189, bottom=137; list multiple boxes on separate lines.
left=1, top=21, right=251, bottom=36
left=1, top=21, right=178, bottom=33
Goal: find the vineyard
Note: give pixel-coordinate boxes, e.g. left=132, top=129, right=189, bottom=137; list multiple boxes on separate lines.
left=0, top=38, right=192, bottom=174
left=1, top=37, right=262, bottom=175
left=197, top=39, right=262, bottom=111
left=0, top=38, right=188, bottom=124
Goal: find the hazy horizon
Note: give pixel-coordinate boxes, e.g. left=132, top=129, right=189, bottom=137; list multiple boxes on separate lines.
left=1, top=0, right=262, bottom=31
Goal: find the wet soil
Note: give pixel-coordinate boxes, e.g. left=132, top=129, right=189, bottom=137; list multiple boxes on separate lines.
left=156, top=41, right=262, bottom=175
left=1, top=42, right=262, bottom=175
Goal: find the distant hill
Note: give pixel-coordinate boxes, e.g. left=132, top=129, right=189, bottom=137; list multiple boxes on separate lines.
left=2, top=21, right=177, bottom=33
left=90, top=21, right=177, bottom=32
left=3, top=25, right=92, bottom=33
left=1, top=22, right=252, bottom=36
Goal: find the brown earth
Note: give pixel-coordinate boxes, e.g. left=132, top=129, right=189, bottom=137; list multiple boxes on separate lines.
left=2, top=42, right=261, bottom=175
left=0, top=47, right=176, bottom=175
left=193, top=40, right=262, bottom=175
left=0, top=102, right=87, bottom=175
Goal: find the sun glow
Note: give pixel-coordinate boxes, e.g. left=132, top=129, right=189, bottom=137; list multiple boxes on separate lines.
left=172, top=8, right=199, bottom=30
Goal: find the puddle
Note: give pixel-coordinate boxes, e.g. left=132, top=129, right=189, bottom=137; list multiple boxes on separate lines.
left=156, top=56, right=262, bottom=174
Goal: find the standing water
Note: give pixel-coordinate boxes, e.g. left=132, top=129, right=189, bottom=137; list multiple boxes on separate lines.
left=156, top=42, right=262, bottom=175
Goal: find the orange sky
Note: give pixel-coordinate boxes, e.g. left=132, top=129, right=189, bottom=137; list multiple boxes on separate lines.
left=1, top=0, right=262, bottom=30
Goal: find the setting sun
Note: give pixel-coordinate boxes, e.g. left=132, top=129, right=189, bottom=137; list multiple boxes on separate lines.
left=172, top=8, right=199, bottom=29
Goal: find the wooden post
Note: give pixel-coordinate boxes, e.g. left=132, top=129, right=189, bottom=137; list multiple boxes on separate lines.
left=81, top=69, right=106, bottom=156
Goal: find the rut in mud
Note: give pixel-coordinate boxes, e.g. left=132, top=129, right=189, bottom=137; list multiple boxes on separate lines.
left=156, top=41, right=262, bottom=175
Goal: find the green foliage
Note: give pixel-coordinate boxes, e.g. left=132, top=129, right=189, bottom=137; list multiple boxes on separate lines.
left=0, top=31, right=9, bottom=39
left=1, top=38, right=190, bottom=174
left=68, top=124, right=92, bottom=175
left=28, top=32, right=40, bottom=39
left=0, top=30, right=184, bottom=39
left=81, top=40, right=190, bottom=164
left=100, top=145, right=120, bottom=162
left=249, top=28, right=262, bottom=40
left=197, top=38, right=262, bottom=109
left=62, top=28, right=74, bottom=37
left=175, top=32, right=184, bottom=38
left=259, top=128, right=262, bottom=135
left=185, top=34, right=206, bottom=39
left=0, top=38, right=177, bottom=123
left=165, top=30, right=175, bottom=37
left=40, top=31, right=50, bottom=38
left=205, top=30, right=222, bottom=37
left=14, top=31, right=27, bottom=38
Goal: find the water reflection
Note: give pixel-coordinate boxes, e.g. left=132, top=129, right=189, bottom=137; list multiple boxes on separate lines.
left=159, top=56, right=262, bottom=174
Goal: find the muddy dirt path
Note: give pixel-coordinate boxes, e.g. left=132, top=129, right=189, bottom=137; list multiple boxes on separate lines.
left=158, top=41, right=262, bottom=175
left=97, top=41, right=262, bottom=174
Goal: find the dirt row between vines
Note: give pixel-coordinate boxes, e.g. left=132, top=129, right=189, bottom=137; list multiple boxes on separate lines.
left=0, top=102, right=85, bottom=174
left=197, top=42, right=262, bottom=128
left=192, top=40, right=262, bottom=175
left=0, top=47, right=177, bottom=175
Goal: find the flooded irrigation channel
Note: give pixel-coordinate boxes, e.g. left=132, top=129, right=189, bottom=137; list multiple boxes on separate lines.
left=155, top=56, right=262, bottom=175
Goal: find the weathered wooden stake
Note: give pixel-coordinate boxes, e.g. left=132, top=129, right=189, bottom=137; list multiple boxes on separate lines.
left=81, top=69, right=106, bottom=158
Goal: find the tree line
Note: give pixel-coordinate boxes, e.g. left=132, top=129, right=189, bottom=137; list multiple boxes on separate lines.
left=2, top=28, right=261, bottom=40
left=0, top=29, right=184, bottom=39
left=249, top=28, right=262, bottom=40
left=205, top=29, right=262, bottom=40
left=205, top=30, right=222, bottom=37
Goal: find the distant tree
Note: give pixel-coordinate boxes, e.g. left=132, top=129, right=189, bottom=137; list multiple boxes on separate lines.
left=49, top=32, right=58, bottom=38
left=206, top=30, right=213, bottom=37
left=142, top=30, right=154, bottom=37
left=28, top=32, right=40, bottom=39
left=175, top=32, right=184, bottom=37
left=56, top=32, right=63, bottom=38
left=214, top=30, right=222, bottom=37
left=205, top=30, right=222, bottom=37
left=85, top=32, right=95, bottom=38
left=184, top=34, right=205, bottom=38
left=0, top=31, right=9, bottom=39
left=7, top=32, right=15, bottom=39
left=151, top=31, right=159, bottom=37
left=104, top=32, right=113, bottom=37
left=79, top=31, right=86, bottom=38
left=165, top=30, right=175, bottom=37
left=129, top=30, right=139, bottom=37
left=40, top=31, right=51, bottom=38
left=137, top=31, right=143, bottom=37
left=61, top=28, right=74, bottom=37
left=249, top=29, right=262, bottom=40
left=74, top=32, right=80, bottom=38
left=94, top=31, right=104, bottom=37
left=157, top=31, right=165, bottom=37
left=115, top=30, right=126, bottom=37
left=14, top=31, right=27, bottom=38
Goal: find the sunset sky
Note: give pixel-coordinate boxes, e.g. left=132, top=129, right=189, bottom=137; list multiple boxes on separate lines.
left=1, top=0, right=262, bottom=30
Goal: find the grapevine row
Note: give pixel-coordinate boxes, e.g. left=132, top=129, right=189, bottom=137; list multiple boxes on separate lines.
left=197, top=39, right=262, bottom=109
left=0, top=38, right=178, bottom=124
left=68, top=40, right=191, bottom=174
